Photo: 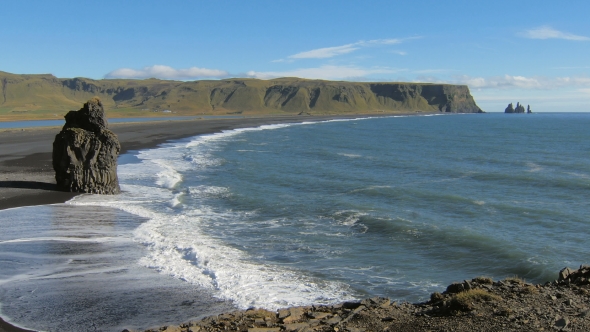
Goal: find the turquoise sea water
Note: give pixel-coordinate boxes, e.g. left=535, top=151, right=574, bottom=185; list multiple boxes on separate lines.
left=1, top=113, right=589, bottom=331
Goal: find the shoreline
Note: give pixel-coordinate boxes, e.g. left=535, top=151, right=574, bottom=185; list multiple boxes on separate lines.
left=1, top=113, right=402, bottom=211
left=135, top=265, right=590, bottom=332
left=0, top=112, right=427, bottom=332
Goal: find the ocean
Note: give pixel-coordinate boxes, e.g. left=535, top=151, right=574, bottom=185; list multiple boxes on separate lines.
left=1, top=112, right=589, bottom=331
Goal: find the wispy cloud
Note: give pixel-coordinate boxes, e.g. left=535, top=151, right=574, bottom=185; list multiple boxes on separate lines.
left=390, top=50, right=407, bottom=56
left=289, top=44, right=361, bottom=59
left=284, top=38, right=415, bottom=60
left=453, top=74, right=590, bottom=89
left=246, top=65, right=404, bottom=80
left=520, top=26, right=590, bottom=41
left=105, top=65, right=229, bottom=80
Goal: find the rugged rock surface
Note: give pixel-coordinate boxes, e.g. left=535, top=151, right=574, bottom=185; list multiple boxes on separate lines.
left=0, top=71, right=484, bottom=116
left=133, top=266, right=590, bottom=332
left=52, top=98, right=120, bottom=194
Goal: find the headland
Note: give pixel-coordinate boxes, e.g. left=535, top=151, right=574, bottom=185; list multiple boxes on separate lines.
left=0, top=71, right=483, bottom=122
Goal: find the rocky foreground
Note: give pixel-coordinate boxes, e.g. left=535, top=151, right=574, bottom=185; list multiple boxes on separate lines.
left=128, top=266, right=590, bottom=332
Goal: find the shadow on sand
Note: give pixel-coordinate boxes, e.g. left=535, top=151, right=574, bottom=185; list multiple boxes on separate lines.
left=0, top=180, right=57, bottom=191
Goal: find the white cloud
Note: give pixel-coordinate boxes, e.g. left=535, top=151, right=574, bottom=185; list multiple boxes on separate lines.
left=105, top=65, right=229, bottom=80
left=360, top=38, right=403, bottom=45
left=289, top=44, right=360, bottom=59
left=286, top=38, right=406, bottom=60
left=520, top=26, right=590, bottom=41
left=390, top=50, right=407, bottom=56
left=246, top=65, right=403, bottom=80
left=453, top=74, right=590, bottom=90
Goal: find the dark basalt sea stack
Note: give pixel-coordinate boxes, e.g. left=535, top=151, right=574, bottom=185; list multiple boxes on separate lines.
left=505, top=102, right=529, bottom=113
left=514, top=102, right=526, bottom=113
left=52, top=97, right=120, bottom=194
left=505, top=103, right=515, bottom=113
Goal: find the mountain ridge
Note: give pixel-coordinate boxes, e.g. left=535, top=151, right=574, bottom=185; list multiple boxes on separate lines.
left=0, top=71, right=483, bottom=120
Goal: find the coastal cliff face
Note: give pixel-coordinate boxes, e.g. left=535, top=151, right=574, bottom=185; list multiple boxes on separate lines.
left=0, top=71, right=483, bottom=119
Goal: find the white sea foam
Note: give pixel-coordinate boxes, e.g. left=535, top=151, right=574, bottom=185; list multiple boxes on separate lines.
left=338, top=153, right=362, bottom=158
left=565, top=172, right=589, bottom=179
left=154, top=161, right=183, bottom=188
left=134, top=211, right=353, bottom=310
left=526, top=162, right=543, bottom=173
left=347, top=185, right=391, bottom=194
left=68, top=122, right=357, bottom=310
left=169, top=192, right=183, bottom=207
left=333, top=210, right=366, bottom=226
left=188, top=185, right=230, bottom=199
left=0, top=236, right=122, bottom=244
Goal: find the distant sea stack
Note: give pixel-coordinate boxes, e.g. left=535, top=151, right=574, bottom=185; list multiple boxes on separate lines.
left=52, top=98, right=121, bottom=194
left=505, top=102, right=532, bottom=113
left=0, top=71, right=484, bottom=116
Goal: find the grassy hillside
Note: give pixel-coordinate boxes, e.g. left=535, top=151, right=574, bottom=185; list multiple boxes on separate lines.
left=0, top=71, right=483, bottom=121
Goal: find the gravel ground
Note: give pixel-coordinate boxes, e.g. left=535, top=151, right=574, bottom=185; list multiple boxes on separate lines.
left=134, top=266, right=590, bottom=332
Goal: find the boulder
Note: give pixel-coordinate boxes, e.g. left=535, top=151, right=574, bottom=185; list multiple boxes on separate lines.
left=557, top=265, right=590, bottom=285
left=52, top=97, right=121, bottom=194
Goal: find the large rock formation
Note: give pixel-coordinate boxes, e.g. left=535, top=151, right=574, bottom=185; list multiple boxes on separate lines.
left=505, top=102, right=529, bottom=113
left=505, top=103, right=515, bottom=113
left=52, top=98, right=120, bottom=194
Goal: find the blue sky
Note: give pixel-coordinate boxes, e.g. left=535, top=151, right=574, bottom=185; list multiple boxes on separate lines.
left=1, top=0, right=589, bottom=112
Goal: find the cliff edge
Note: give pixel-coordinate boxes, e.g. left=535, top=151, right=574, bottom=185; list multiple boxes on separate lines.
left=0, top=71, right=483, bottom=119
